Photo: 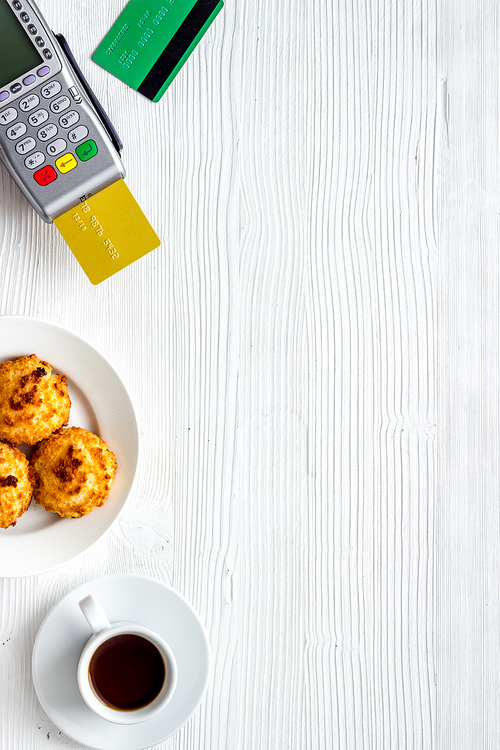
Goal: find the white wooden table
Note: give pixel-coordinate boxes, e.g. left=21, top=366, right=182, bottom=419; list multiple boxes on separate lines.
left=0, top=0, right=498, bottom=747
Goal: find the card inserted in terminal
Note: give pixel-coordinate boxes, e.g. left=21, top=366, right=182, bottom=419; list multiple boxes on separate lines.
left=54, top=180, right=160, bottom=284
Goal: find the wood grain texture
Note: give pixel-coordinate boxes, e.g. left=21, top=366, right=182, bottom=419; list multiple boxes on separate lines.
left=437, top=2, right=500, bottom=749
left=237, top=1, right=437, bottom=748
left=0, top=0, right=495, bottom=748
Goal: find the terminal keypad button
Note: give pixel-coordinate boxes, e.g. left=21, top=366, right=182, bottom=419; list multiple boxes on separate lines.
left=37, top=123, right=57, bottom=141
left=59, top=110, right=79, bottom=128
left=6, top=122, right=27, bottom=139
left=46, top=138, right=66, bottom=157
left=40, top=81, right=61, bottom=99
left=19, top=93, right=39, bottom=112
left=68, top=125, right=88, bottom=144
left=28, top=108, right=49, bottom=127
left=15, top=136, right=36, bottom=155
left=34, top=165, right=57, bottom=186
left=25, top=151, right=45, bottom=169
left=55, top=153, right=77, bottom=174
left=50, top=95, right=70, bottom=114
left=0, top=108, right=18, bottom=125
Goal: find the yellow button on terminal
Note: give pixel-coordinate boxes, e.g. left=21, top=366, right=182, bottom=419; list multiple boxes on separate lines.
left=56, top=153, right=77, bottom=174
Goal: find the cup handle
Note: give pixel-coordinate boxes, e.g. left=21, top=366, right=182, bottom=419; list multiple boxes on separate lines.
left=79, top=594, right=111, bottom=635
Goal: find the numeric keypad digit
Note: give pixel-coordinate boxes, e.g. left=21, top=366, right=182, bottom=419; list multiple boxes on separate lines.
left=15, top=137, right=36, bottom=155
left=50, top=96, right=70, bottom=114
left=6, top=122, right=27, bottom=140
left=28, top=108, right=49, bottom=127
left=59, top=110, right=79, bottom=129
left=37, top=123, right=58, bottom=142
left=19, top=94, right=39, bottom=112
left=0, top=107, right=18, bottom=125
left=40, top=81, right=61, bottom=99
left=46, top=138, right=66, bottom=157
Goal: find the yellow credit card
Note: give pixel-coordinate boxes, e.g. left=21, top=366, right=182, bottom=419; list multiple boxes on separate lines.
left=54, top=180, right=160, bottom=284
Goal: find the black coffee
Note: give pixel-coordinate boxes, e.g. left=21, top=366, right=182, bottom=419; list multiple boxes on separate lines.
left=88, top=634, right=166, bottom=711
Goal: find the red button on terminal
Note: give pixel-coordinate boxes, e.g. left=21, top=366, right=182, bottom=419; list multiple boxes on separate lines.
left=34, top=165, right=57, bottom=185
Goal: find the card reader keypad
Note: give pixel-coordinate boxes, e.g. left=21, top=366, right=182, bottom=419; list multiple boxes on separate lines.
left=0, top=76, right=99, bottom=188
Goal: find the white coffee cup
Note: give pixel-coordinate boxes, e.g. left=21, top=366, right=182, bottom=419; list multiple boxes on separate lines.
left=77, top=594, right=177, bottom=724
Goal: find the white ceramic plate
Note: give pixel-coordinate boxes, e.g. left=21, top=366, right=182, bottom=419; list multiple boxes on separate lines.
left=0, top=315, right=139, bottom=577
left=32, top=574, right=211, bottom=750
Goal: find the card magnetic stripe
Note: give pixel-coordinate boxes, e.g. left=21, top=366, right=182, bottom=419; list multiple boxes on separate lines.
left=137, top=0, right=221, bottom=100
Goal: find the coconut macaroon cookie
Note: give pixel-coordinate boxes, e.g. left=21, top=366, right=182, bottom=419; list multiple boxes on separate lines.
left=31, top=427, right=117, bottom=518
left=0, top=355, right=71, bottom=445
left=0, top=442, right=34, bottom=529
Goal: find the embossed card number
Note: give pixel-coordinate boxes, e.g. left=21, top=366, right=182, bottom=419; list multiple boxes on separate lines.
left=93, top=0, right=224, bottom=102
left=54, top=179, right=160, bottom=284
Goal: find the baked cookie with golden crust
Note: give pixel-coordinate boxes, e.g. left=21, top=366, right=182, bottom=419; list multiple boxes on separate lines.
left=0, top=442, right=34, bottom=529
left=0, top=355, right=71, bottom=445
left=31, top=427, right=117, bottom=518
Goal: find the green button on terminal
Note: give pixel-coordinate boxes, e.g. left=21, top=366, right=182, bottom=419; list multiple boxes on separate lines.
left=76, top=140, right=98, bottom=161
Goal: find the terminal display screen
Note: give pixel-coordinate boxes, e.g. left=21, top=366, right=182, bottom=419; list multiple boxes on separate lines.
left=0, top=2, right=42, bottom=88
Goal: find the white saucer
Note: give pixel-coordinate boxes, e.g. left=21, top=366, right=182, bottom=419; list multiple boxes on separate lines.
left=32, top=574, right=211, bottom=750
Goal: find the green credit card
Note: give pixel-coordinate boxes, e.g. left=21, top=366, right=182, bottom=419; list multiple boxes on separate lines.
left=93, top=0, right=223, bottom=103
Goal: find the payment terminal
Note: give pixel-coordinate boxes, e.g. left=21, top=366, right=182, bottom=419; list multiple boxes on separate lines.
left=0, top=0, right=125, bottom=223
